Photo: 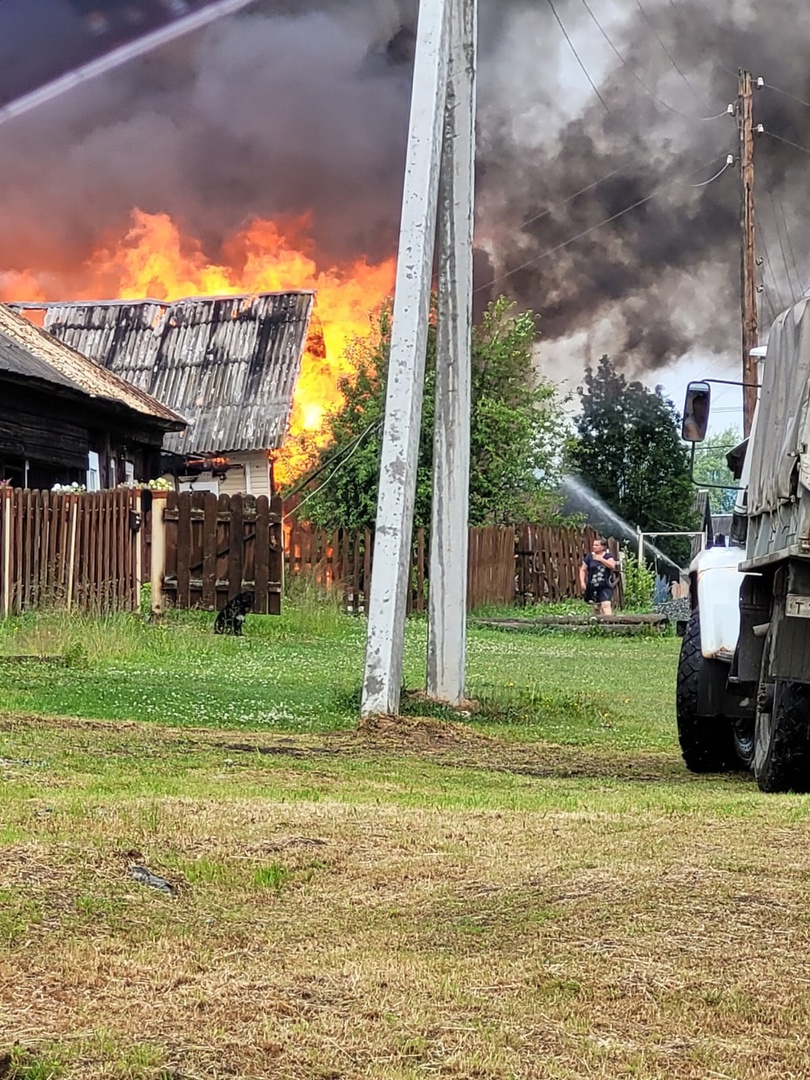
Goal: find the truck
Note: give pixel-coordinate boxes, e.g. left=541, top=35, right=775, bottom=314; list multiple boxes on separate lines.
left=679, top=297, right=810, bottom=792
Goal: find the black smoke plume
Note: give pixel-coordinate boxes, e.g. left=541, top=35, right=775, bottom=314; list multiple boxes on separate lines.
left=1, top=0, right=809, bottom=376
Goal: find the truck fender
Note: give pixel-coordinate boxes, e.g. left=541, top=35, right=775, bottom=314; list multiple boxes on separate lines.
left=691, top=546, right=744, bottom=663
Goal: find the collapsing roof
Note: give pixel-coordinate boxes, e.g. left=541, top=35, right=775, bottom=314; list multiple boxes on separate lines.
left=32, top=292, right=314, bottom=457
left=0, top=303, right=186, bottom=430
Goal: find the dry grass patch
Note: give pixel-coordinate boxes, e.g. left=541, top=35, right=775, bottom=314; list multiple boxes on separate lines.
left=3, top=713, right=810, bottom=1078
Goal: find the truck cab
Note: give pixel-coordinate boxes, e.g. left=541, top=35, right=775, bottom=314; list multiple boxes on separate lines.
left=680, top=299, right=810, bottom=791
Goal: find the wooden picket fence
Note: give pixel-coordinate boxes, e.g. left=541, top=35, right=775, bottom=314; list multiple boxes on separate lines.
left=286, top=520, right=620, bottom=613
left=516, top=524, right=622, bottom=606
left=467, top=526, right=517, bottom=608
left=158, top=491, right=283, bottom=614
left=0, top=487, right=621, bottom=620
left=285, top=521, right=427, bottom=614
left=0, top=487, right=142, bottom=615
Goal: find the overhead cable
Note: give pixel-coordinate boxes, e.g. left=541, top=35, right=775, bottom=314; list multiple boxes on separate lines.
left=576, top=0, right=731, bottom=122
left=515, top=159, right=637, bottom=233
left=284, top=419, right=382, bottom=520
left=762, top=129, right=810, bottom=157
left=546, top=0, right=609, bottom=112
left=761, top=80, right=810, bottom=112
left=631, top=0, right=717, bottom=109
left=689, top=154, right=734, bottom=186
left=770, top=194, right=805, bottom=299
left=475, top=150, right=735, bottom=295
left=758, top=230, right=789, bottom=310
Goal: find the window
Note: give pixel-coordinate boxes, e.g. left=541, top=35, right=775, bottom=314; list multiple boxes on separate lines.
left=86, top=451, right=101, bottom=491
left=124, top=461, right=135, bottom=484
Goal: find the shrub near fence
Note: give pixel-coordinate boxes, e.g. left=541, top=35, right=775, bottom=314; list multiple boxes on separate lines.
left=0, top=487, right=142, bottom=615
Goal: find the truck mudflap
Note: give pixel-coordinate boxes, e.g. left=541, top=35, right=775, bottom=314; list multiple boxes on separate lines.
left=769, top=560, right=810, bottom=685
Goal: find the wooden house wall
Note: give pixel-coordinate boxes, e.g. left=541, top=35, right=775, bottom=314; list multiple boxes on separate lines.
left=0, top=378, right=168, bottom=490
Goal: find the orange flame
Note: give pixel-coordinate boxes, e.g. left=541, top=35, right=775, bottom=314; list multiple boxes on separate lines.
left=1, top=209, right=395, bottom=485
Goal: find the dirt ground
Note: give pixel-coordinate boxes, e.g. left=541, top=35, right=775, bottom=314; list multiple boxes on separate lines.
left=3, top=712, right=810, bottom=1079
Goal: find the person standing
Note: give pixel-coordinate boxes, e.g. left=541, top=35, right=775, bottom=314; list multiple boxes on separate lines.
left=580, top=537, right=617, bottom=615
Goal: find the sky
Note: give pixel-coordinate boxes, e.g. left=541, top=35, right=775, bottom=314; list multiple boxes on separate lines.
left=1, top=0, right=802, bottom=441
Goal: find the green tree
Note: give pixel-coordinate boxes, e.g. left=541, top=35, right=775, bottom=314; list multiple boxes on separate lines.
left=568, top=354, right=697, bottom=564
left=691, top=428, right=741, bottom=513
left=292, top=297, right=569, bottom=530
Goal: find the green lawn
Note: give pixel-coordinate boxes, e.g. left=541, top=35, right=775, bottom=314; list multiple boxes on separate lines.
left=0, top=607, right=677, bottom=750
left=4, top=608, right=810, bottom=1079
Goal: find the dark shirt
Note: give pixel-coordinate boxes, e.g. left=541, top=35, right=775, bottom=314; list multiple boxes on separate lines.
left=583, top=552, right=614, bottom=596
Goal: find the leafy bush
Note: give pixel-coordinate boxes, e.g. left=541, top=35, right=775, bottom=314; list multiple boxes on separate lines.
left=621, top=551, right=656, bottom=611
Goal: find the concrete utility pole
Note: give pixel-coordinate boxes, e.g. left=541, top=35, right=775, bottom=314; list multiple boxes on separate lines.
left=361, top=0, right=452, bottom=717
left=738, top=69, right=759, bottom=438
left=427, top=0, right=477, bottom=706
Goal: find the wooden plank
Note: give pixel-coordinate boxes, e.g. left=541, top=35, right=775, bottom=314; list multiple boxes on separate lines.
left=188, top=491, right=204, bottom=609
left=30, top=491, right=42, bottom=609
left=45, top=491, right=58, bottom=600
left=12, top=487, right=23, bottom=614
left=416, top=528, right=426, bottom=614
left=329, top=529, right=339, bottom=592
left=201, top=492, right=218, bottom=610
left=116, top=490, right=127, bottom=608
left=175, top=491, right=192, bottom=610
left=101, top=492, right=111, bottom=610
left=78, top=493, right=90, bottom=610
left=21, top=489, right=32, bottom=611
left=337, top=528, right=348, bottom=611
left=228, top=493, right=244, bottom=601
left=254, top=495, right=270, bottom=615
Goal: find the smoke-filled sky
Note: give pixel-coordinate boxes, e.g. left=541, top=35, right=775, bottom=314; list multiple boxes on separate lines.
left=2, top=0, right=810, bottom=425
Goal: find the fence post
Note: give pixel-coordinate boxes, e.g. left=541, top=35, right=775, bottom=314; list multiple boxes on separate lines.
left=1, top=487, right=11, bottom=619
left=150, top=489, right=168, bottom=616
left=66, top=493, right=79, bottom=612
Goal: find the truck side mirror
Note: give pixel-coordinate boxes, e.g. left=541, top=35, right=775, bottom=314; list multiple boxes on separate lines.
left=682, top=382, right=711, bottom=443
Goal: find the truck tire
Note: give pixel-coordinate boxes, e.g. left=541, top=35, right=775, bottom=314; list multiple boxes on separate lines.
left=676, top=613, right=736, bottom=772
left=754, top=675, right=810, bottom=793
left=732, top=720, right=755, bottom=770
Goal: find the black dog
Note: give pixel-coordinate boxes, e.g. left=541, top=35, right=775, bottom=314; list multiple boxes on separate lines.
left=214, top=592, right=254, bottom=636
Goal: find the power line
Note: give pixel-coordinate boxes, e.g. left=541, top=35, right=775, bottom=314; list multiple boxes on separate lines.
left=759, top=229, right=788, bottom=310
left=762, top=129, right=810, bottom=157
left=576, top=0, right=730, bottom=122
left=761, top=281, right=779, bottom=323
left=761, top=80, right=810, bottom=112
left=631, top=0, right=716, bottom=109
left=690, top=154, right=734, bottom=186
left=516, top=147, right=730, bottom=235
left=515, top=159, right=635, bottom=233
left=773, top=194, right=807, bottom=297
left=769, top=196, right=800, bottom=303
left=545, top=0, right=609, bottom=112
left=475, top=150, right=734, bottom=295
left=283, top=419, right=382, bottom=521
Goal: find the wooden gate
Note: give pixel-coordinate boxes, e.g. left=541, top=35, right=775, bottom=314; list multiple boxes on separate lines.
left=160, top=491, right=282, bottom=614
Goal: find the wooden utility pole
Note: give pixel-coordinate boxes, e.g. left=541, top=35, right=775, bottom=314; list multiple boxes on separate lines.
left=739, top=69, right=758, bottom=437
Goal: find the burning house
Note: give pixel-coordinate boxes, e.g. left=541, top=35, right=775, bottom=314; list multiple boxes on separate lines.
left=0, top=303, right=185, bottom=490
left=20, top=291, right=315, bottom=497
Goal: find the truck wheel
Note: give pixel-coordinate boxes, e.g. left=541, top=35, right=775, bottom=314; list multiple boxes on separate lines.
left=733, top=720, right=755, bottom=770
left=676, top=612, right=735, bottom=772
left=754, top=674, right=810, bottom=793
